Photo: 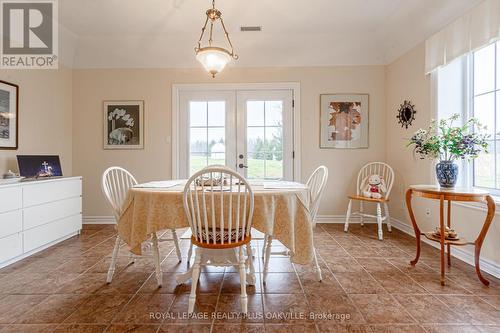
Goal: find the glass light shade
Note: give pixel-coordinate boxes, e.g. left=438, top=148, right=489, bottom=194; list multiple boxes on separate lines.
left=196, top=47, right=232, bottom=77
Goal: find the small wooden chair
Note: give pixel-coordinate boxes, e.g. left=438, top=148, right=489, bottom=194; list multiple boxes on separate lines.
left=101, top=167, right=183, bottom=286
left=182, top=166, right=255, bottom=314
left=344, top=162, right=394, bottom=240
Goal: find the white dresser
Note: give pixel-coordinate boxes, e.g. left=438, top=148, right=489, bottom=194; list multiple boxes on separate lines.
left=0, top=177, right=82, bottom=268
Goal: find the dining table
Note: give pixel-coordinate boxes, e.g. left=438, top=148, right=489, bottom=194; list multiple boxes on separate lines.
left=117, top=179, right=315, bottom=282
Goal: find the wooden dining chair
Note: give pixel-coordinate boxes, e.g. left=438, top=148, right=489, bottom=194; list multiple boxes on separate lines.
left=262, top=166, right=329, bottom=282
left=182, top=166, right=255, bottom=314
left=344, top=162, right=395, bottom=240
left=101, top=166, right=183, bottom=285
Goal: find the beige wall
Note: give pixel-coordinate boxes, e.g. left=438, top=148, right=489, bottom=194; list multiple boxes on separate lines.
left=4, top=45, right=500, bottom=268
left=72, top=66, right=387, bottom=217
left=386, top=43, right=500, bottom=265
left=0, top=67, right=73, bottom=176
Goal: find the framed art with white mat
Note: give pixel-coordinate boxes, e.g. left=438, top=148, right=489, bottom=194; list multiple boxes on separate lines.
left=320, top=93, right=369, bottom=149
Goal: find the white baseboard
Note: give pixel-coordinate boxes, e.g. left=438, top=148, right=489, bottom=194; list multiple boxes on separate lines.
left=317, top=214, right=500, bottom=279
left=83, top=216, right=115, bottom=224
left=316, top=214, right=373, bottom=223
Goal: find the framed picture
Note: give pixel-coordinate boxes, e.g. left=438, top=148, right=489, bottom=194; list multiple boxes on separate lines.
left=103, top=100, right=144, bottom=149
left=320, top=93, right=369, bottom=149
left=0, top=80, right=19, bottom=150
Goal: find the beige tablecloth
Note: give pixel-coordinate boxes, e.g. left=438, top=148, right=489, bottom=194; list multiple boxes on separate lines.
left=117, top=181, right=314, bottom=264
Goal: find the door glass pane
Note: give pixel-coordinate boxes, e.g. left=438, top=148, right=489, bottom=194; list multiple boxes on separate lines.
left=189, top=101, right=226, bottom=175
left=190, top=128, right=207, bottom=152
left=265, top=101, right=283, bottom=126
left=190, top=102, right=207, bottom=127
left=208, top=101, right=225, bottom=126
left=247, top=101, right=264, bottom=126
left=474, top=43, right=495, bottom=96
left=248, top=159, right=265, bottom=179
left=246, top=100, right=284, bottom=180
left=247, top=127, right=265, bottom=154
left=208, top=127, right=225, bottom=165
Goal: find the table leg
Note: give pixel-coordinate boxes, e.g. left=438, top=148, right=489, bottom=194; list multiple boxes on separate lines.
left=474, top=195, right=495, bottom=286
left=447, top=200, right=451, bottom=267
left=406, top=189, right=421, bottom=266
left=439, top=195, right=445, bottom=286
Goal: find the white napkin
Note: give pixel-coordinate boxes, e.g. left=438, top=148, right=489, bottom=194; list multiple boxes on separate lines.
left=134, top=180, right=182, bottom=188
left=263, top=181, right=308, bottom=189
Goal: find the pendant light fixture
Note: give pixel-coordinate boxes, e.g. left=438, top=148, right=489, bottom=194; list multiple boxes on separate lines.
left=195, top=0, right=238, bottom=78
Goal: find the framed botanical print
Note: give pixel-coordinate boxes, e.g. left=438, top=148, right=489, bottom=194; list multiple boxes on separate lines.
left=0, top=80, right=19, bottom=150
left=320, top=93, right=369, bottom=149
left=103, top=100, right=144, bottom=149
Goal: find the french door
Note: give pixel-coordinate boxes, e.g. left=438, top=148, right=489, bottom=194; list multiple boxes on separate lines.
left=178, top=89, right=294, bottom=180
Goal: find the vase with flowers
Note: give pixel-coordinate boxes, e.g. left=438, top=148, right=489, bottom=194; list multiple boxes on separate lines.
left=407, top=114, right=489, bottom=188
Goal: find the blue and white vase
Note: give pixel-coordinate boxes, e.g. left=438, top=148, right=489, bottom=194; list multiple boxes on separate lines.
left=436, top=161, right=458, bottom=188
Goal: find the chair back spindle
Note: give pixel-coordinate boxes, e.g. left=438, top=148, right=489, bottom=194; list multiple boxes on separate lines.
left=306, top=166, right=329, bottom=223
left=356, top=162, right=395, bottom=198
left=183, top=166, right=254, bottom=248
left=101, top=167, right=138, bottom=221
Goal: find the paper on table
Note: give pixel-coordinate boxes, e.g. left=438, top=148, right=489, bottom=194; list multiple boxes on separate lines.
left=134, top=180, right=182, bottom=188
left=263, top=181, right=308, bottom=189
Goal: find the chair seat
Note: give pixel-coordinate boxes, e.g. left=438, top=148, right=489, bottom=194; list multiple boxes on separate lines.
left=192, top=228, right=250, bottom=248
left=348, top=194, right=389, bottom=203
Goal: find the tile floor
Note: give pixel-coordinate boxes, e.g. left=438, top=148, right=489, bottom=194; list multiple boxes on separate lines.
left=0, top=224, right=499, bottom=332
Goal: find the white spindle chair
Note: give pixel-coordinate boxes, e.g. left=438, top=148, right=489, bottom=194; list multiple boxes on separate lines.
left=182, top=166, right=255, bottom=314
left=187, top=164, right=229, bottom=263
left=344, top=162, right=395, bottom=240
left=262, top=166, right=329, bottom=282
left=101, top=166, right=183, bottom=285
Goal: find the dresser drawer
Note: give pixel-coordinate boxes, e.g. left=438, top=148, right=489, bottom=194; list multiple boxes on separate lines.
left=0, top=233, right=23, bottom=264
left=23, top=179, right=81, bottom=207
left=23, top=214, right=81, bottom=253
left=23, top=197, right=81, bottom=230
left=0, top=210, right=22, bottom=239
left=0, top=187, right=22, bottom=213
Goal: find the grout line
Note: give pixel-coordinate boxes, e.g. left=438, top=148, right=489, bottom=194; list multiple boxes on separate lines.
left=57, top=228, right=177, bottom=333
left=316, top=224, right=367, bottom=325
left=318, top=224, right=420, bottom=326
left=289, top=246, right=320, bottom=333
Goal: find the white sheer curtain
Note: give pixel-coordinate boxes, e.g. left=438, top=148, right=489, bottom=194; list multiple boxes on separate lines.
left=425, top=0, right=500, bottom=74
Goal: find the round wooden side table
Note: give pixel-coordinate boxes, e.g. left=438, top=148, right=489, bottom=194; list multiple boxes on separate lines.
left=405, top=185, right=495, bottom=286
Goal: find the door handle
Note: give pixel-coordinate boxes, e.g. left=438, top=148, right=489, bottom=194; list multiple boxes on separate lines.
left=238, top=163, right=248, bottom=169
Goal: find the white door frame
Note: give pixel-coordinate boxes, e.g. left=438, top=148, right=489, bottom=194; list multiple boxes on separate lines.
left=171, top=82, right=301, bottom=181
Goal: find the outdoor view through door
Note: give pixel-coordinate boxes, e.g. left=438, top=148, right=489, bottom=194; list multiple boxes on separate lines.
left=189, top=101, right=226, bottom=174
left=178, top=89, right=294, bottom=180
left=245, top=100, right=283, bottom=179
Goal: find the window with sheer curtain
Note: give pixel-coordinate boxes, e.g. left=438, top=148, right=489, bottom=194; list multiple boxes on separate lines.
left=437, top=41, right=500, bottom=193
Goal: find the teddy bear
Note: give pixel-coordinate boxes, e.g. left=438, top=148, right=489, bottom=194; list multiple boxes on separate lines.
left=361, top=174, right=387, bottom=199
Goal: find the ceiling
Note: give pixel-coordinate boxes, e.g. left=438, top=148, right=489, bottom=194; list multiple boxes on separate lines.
left=58, top=0, right=482, bottom=69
